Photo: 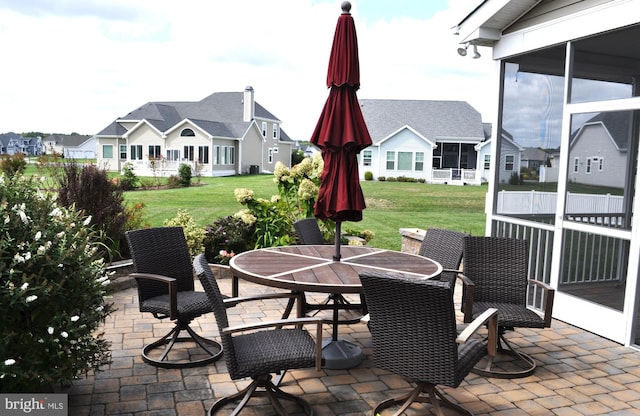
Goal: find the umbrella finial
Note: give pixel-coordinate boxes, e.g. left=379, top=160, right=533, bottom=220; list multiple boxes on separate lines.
left=341, top=1, right=351, bottom=13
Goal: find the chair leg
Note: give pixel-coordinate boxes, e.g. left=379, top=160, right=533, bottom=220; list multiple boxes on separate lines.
left=373, top=382, right=473, bottom=416
left=142, top=320, right=222, bottom=369
left=209, top=374, right=313, bottom=416
left=472, top=331, right=537, bottom=379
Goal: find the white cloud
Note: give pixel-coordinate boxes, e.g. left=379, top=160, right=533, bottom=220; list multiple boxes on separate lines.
left=0, top=0, right=494, bottom=140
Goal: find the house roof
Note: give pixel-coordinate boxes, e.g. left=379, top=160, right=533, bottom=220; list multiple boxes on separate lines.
left=97, top=91, right=292, bottom=142
left=0, top=132, right=23, bottom=147
left=45, top=134, right=93, bottom=147
left=359, top=99, right=485, bottom=144
left=571, top=111, right=630, bottom=151
left=521, top=147, right=548, bottom=161
left=454, top=0, right=542, bottom=46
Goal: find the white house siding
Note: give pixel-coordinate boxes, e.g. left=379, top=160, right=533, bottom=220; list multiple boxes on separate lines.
left=498, top=139, right=521, bottom=183
left=476, top=142, right=491, bottom=182
left=375, top=129, right=433, bottom=181
left=568, top=124, right=626, bottom=188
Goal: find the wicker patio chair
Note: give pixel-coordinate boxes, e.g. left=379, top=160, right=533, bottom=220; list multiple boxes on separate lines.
left=293, top=218, right=325, bottom=245
left=359, top=270, right=497, bottom=416
left=193, top=254, right=323, bottom=416
left=419, top=228, right=468, bottom=286
left=460, top=236, right=555, bottom=378
left=125, top=226, right=221, bottom=368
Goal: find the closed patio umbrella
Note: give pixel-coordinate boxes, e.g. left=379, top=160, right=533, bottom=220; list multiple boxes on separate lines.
left=310, top=0, right=372, bottom=262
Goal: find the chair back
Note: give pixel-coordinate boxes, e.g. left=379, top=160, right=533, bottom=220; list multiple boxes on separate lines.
left=419, top=228, right=467, bottom=271
left=294, top=218, right=325, bottom=245
left=463, top=236, right=529, bottom=305
left=359, top=271, right=461, bottom=386
left=193, top=254, right=236, bottom=372
left=126, top=227, right=195, bottom=302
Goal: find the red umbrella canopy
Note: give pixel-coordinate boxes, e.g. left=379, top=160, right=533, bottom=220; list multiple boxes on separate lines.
left=310, top=1, right=372, bottom=222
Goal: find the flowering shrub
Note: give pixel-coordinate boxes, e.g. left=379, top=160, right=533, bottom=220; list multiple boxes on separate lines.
left=163, top=209, right=206, bottom=257
left=203, top=215, right=255, bottom=264
left=0, top=174, right=114, bottom=392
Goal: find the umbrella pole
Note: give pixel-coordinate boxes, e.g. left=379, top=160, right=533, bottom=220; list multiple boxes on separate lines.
left=334, top=221, right=342, bottom=261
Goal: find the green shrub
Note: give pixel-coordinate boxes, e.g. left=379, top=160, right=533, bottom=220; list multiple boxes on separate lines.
left=119, top=162, right=139, bottom=191
left=234, top=155, right=325, bottom=248
left=0, top=174, right=114, bottom=391
left=178, top=163, right=192, bottom=187
left=364, top=171, right=373, bottom=181
left=0, top=153, right=27, bottom=177
left=418, top=178, right=426, bottom=183
left=163, top=209, right=206, bottom=257
left=54, top=162, right=128, bottom=261
left=167, top=175, right=182, bottom=188
left=203, top=215, right=255, bottom=264
left=378, top=176, right=386, bottom=181
left=508, top=172, right=522, bottom=185
left=387, top=177, right=397, bottom=182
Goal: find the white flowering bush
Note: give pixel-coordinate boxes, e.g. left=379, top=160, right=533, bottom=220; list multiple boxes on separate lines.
left=0, top=174, right=114, bottom=392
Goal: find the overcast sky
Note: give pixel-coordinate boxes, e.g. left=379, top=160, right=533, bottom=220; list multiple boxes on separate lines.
left=0, top=0, right=494, bottom=142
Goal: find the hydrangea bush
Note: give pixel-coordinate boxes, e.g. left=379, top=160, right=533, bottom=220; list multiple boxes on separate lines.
left=0, top=175, right=114, bottom=392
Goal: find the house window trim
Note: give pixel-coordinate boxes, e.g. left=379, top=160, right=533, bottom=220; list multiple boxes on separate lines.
left=505, top=154, right=515, bottom=171
left=386, top=151, right=395, bottom=170
left=262, top=122, right=267, bottom=138
left=119, top=145, right=126, bottom=160
left=363, top=149, right=372, bottom=167
left=103, top=145, right=114, bottom=159
left=483, top=154, right=491, bottom=170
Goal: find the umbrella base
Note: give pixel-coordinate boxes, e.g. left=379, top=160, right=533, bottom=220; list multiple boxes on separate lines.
left=322, top=338, right=363, bottom=369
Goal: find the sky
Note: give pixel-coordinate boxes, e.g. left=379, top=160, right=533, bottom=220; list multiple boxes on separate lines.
left=0, top=0, right=495, bottom=142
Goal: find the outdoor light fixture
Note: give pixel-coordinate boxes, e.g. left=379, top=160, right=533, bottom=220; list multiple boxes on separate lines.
left=457, top=43, right=468, bottom=56
left=472, top=44, right=481, bottom=59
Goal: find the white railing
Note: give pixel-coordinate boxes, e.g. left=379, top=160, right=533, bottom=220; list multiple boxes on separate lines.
left=497, top=190, right=623, bottom=215
left=431, top=168, right=482, bottom=185
left=494, top=190, right=629, bottom=289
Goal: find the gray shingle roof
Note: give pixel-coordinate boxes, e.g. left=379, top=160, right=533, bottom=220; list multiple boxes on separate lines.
left=97, top=91, right=291, bottom=142
left=359, top=99, right=485, bottom=144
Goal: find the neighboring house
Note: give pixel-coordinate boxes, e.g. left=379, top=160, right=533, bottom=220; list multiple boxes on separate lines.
left=358, top=99, right=487, bottom=184
left=568, top=111, right=628, bottom=188
left=95, top=87, right=293, bottom=176
left=475, top=129, right=523, bottom=183
left=44, top=134, right=96, bottom=159
left=0, top=132, right=44, bottom=156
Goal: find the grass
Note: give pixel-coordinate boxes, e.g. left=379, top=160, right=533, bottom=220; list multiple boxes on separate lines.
left=124, top=175, right=488, bottom=251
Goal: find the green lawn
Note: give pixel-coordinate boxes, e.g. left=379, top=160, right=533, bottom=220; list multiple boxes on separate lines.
left=124, top=175, right=487, bottom=251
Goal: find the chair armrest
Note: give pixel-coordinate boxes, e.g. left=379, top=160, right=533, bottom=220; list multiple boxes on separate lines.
left=529, top=279, right=555, bottom=327
left=458, top=272, right=475, bottom=323
left=223, top=317, right=324, bottom=371
left=130, top=272, right=177, bottom=319
left=457, top=307, right=498, bottom=357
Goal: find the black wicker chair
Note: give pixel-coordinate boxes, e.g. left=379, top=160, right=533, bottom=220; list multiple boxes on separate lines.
left=194, top=254, right=323, bottom=416
left=460, top=236, right=555, bottom=378
left=419, top=228, right=468, bottom=286
left=359, top=270, right=497, bottom=416
left=125, top=226, right=221, bottom=368
left=293, top=218, right=325, bottom=245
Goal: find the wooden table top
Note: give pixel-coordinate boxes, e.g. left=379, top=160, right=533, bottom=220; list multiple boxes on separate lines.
left=230, top=245, right=442, bottom=294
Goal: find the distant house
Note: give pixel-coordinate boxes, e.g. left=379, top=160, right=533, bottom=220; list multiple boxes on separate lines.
left=521, top=147, right=549, bottom=171
left=475, top=129, right=523, bottom=183
left=44, top=134, right=96, bottom=159
left=568, top=111, right=629, bottom=188
left=358, top=99, right=487, bottom=184
left=95, top=87, right=294, bottom=176
left=0, top=132, right=43, bottom=156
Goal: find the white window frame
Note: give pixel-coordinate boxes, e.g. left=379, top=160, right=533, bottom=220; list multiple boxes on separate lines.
left=119, top=145, right=126, bottom=160
left=573, top=157, right=580, bottom=173
left=273, top=124, right=278, bottom=139
left=484, top=154, right=491, bottom=170
left=505, top=154, right=515, bottom=171
left=262, top=122, right=267, bottom=137
left=166, top=149, right=180, bottom=161
left=386, top=151, right=395, bottom=170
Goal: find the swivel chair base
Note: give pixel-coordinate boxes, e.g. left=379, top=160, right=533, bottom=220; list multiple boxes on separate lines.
left=374, top=381, right=473, bottom=416
left=142, top=321, right=222, bottom=369
left=208, top=374, right=313, bottom=416
left=472, top=333, right=536, bottom=379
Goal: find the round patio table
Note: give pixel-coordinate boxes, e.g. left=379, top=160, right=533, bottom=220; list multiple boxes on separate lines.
left=229, top=245, right=442, bottom=369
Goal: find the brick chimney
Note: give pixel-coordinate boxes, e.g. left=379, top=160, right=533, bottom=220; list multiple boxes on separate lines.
left=243, top=86, right=254, bottom=122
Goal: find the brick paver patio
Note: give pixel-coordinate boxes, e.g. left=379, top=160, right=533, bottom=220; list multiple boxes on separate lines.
left=64, top=274, right=640, bottom=415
